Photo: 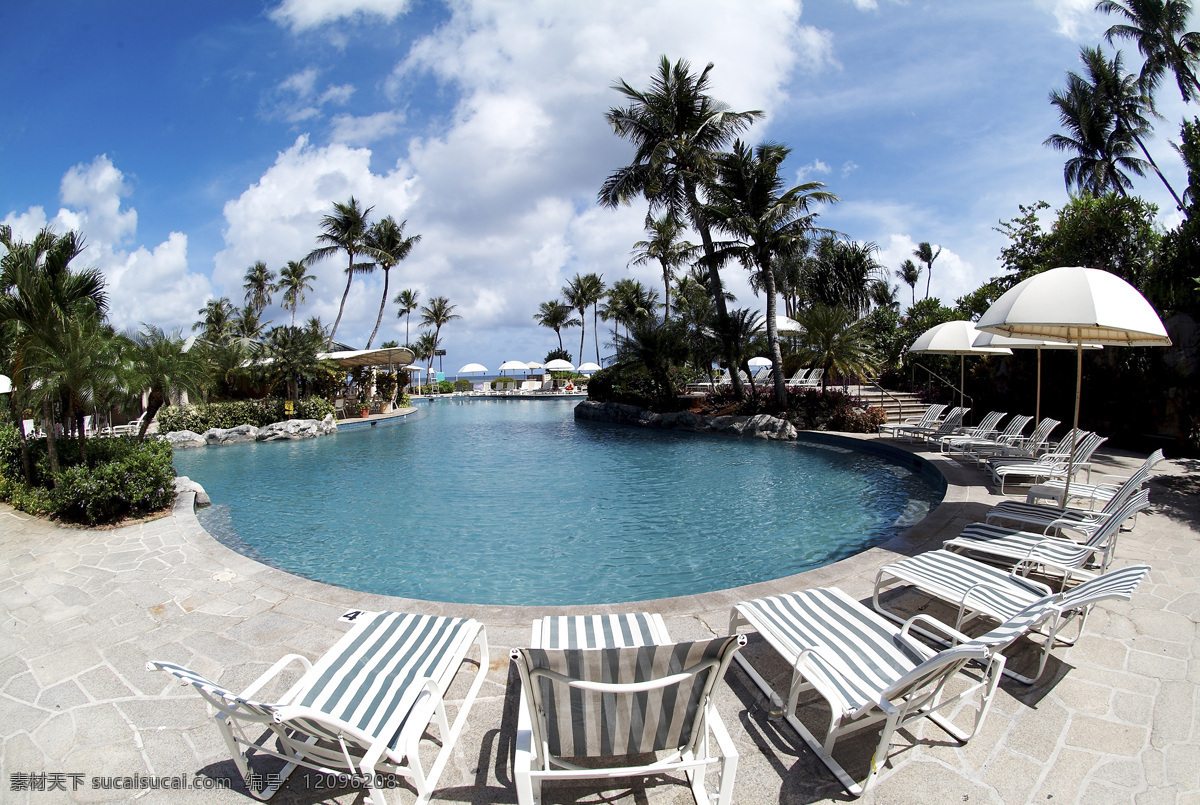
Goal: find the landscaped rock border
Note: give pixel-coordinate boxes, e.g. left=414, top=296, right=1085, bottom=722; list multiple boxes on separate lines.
left=574, top=399, right=798, bottom=440
left=165, top=414, right=338, bottom=449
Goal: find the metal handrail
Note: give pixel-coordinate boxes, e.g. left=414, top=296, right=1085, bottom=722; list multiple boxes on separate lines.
left=858, top=375, right=907, bottom=433
left=912, top=362, right=972, bottom=411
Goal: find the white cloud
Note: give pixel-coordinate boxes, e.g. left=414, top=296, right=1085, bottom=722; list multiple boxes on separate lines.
left=841, top=160, right=859, bottom=177
left=1038, top=0, right=1107, bottom=40
left=796, top=159, right=832, bottom=183
left=270, top=0, right=414, bottom=32
left=329, top=110, right=407, bottom=146
left=3, top=156, right=211, bottom=333
left=268, top=68, right=355, bottom=123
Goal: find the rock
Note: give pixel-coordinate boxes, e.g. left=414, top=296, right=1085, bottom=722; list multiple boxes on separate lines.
left=165, top=430, right=206, bottom=449
left=257, top=419, right=320, bottom=441
left=203, top=424, right=259, bottom=445
left=708, top=415, right=746, bottom=435
left=574, top=400, right=796, bottom=440
left=745, top=413, right=798, bottom=440
left=174, top=476, right=211, bottom=507
left=320, top=413, right=338, bottom=434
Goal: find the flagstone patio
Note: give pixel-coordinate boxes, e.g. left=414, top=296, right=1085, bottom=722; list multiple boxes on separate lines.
left=0, top=438, right=1196, bottom=804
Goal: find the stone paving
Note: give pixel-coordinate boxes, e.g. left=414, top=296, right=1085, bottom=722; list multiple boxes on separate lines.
left=0, top=435, right=1196, bottom=804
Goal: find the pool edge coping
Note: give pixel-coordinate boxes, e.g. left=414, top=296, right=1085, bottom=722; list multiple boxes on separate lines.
left=171, top=430, right=976, bottom=626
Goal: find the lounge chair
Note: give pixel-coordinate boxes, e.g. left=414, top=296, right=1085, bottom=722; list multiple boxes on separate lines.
left=947, top=414, right=1032, bottom=457
left=1026, top=449, right=1165, bottom=508
left=729, top=587, right=1009, bottom=796
left=914, top=406, right=969, bottom=443
left=988, top=432, right=1105, bottom=494
left=786, top=368, right=810, bottom=386
left=108, top=411, right=147, bottom=436
left=512, top=613, right=744, bottom=805
left=944, top=489, right=1150, bottom=577
left=938, top=411, right=1005, bottom=452
left=873, top=551, right=1150, bottom=683
left=799, top=367, right=823, bottom=388
left=149, top=611, right=488, bottom=804
left=966, top=416, right=1059, bottom=465
left=878, top=403, right=946, bottom=439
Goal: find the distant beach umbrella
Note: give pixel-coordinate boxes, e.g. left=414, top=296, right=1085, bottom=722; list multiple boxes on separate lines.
left=907, top=320, right=1011, bottom=408
left=977, top=266, right=1170, bottom=502
left=577, top=362, right=602, bottom=373
left=457, top=363, right=488, bottom=374
left=498, top=360, right=530, bottom=376
left=0, top=374, right=11, bottom=394
left=747, top=356, right=773, bottom=367
left=544, top=359, right=575, bottom=371
left=775, top=315, right=804, bottom=335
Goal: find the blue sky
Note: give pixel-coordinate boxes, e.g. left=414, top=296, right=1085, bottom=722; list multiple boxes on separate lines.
left=2, top=0, right=1192, bottom=371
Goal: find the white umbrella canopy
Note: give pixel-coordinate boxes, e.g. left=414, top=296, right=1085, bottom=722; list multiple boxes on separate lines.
left=577, top=362, right=602, bottom=373
left=775, top=315, right=804, bottom=335
left=497, top=360, right=529, bottom=375
left=457, top=363, right=488, bottom=374
left=977, top=266, right=1171, bottom=502
left=544, top=359, right=575, bottom=371
left=907, top=320, right=1011, bottom=408
left=0, top=374, right=11, bottom=394
left=747, top=356, right=773, bottom=367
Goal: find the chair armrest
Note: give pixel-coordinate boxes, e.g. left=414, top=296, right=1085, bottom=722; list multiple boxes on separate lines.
left=901, top=613, right=972, bottom=646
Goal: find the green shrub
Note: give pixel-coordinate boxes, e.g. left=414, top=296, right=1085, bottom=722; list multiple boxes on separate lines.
left=157, top=397, right=334, bottom=433
left=454, top=378, right=472, bottom=392
left=492, top=377, right=515, bottom=389
left=53, top=438, right=175, bottom=524
left=586, top=365, right=657, bottom=409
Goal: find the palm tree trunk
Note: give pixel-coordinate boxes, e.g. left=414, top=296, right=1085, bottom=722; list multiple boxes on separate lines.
left=555, top=327, right=563, bottom=351
left=13, top=385, right=33, bottom=483
left=925, top=264, right=932, bottom=300
left=760, top=260, right=788, bottom=408
left=593, top=306, right=600, bottom=364
left=404, top=314, right=410, bottom=346
left=661, top=260, right=671, bottom=321
left=685, top=178, right=744, bottom=400
left=579, top=309, right=586, bottom=365
left=366, top=267, right=390, bottom=349
left=328, top=254, right=355, bottom=349
left=43, top=396, right=58, bottom=480
left=1131, top=130, right=1185, bottom=209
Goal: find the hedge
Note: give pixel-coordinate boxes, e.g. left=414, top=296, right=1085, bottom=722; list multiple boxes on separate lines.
left=0, top=423, right=176, bottom=525
left=157, top=397, right=335, bottom=433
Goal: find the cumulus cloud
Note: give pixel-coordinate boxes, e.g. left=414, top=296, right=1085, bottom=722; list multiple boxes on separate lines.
left=796, top=159, right=832, bottom=183
left=3, top=156, right=211, bottom=333
left=329, top=110, right=408, bottom=146
left=270, top=0, right=414, bottom=32
left=267, top=68, right=355, bottom=123
left=1038, top=0, right=1107, bottom=40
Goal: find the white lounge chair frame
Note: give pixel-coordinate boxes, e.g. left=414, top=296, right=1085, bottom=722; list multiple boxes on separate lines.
left=150, top=611, right=488, bottom=804
left=938, top=411, right=1005, bottom=452
left=878, top=403, right=946, bottom=439
left=729, top=587, right=1007, bottom=797
left=1026, top=449, right=1165, bottom=508
left=512, top=613, right=744, bottom=805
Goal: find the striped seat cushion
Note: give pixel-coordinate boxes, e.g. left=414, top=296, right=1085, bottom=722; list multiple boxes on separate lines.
left=288, top=612, right=475, bottom=750
left=149, top=661, right=277, bottom=720
left=735, top=587, right=930, bottom=716
left=520, top=637, right=737, bottom=758
left=880, top=550, right=1049, bottom=621
left=535, top=613, right=661, bottom=649
left=986, top=499, right=1110, bottom=529
left=1059, top=564, right=1150, bottom=610
left=948, top=523, right=1092, bottom=567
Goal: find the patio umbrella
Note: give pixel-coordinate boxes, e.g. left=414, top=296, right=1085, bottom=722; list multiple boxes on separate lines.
left=972, top=330, right=1100, bottom=425
left=577, top=362, right=602, bottom=374
left=457, top=362, right=487, bottom=374
left=977, top=266, right=1171, bottom=502
left=498, top=360, right=529, bottom=376
left=775, top=315, right=804, bottom=335
left=906, top=320, right=1011, bottom=408
left=544, top=359, right=575, bottom=371
left=747, top=356, right=773, bottom=367
left=0, top=374, right=11, bottom=395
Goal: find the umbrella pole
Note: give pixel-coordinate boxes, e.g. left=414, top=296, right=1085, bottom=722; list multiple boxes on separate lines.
left=1035, top=348, right=1042, bottom=425
left=960, top=356, right=965, bottom=409
left=1062, top=336, right=1082, bottom=509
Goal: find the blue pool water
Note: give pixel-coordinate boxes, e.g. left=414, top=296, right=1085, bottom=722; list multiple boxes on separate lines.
left=173, top=398, right=942, bottom=605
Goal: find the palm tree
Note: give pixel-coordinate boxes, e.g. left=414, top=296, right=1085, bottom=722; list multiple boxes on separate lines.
left=304, top=196, right=383, bottom=349
left=364, top=217, right=421, bottom=349
left=419, top=296, right=461, bottom=372
left=0, top=225, right=106, bottom=479
left=702, top=140, right=838, bottom=406
left=601, top=279, right=660, bottom=342
left=581, top=273, right=606, bottom=364
left=275, top=260, right=315, bottom=326
left=792, top=304, right=877, bottom=392
left=801, top=237, right=885, bottom=317
left=130, top=325, right=210, bottom=438
left=562, top=275, right=589, bottom=363
left=896, top=259, right=922, bottom=306
left=412, top=330, right=438, bottom=384
left=1098, top=0, right=1200, bottom=102
left=914, top=242, right=943, bottom=300
left=629, top=214, right=699, bottom=321
left=265, top=325, right=321, bottom=400
left=600, top=56, right=762, bottom=398
left=232, top=305, right=269, bottom=341
left=242, top=261, right=275, bottom=314
left=194, top=297, right=235, bottom=344
left=1046, top=50, right=1151, bottom=198
left=533, top=300, right=580, bottom=351
left=393, top=288, right=420, bottom=346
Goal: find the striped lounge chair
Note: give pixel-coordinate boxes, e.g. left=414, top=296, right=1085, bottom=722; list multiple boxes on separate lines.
left=985, top=456, right=1157, bottom=533
left=149, top=611, right=488, bottom=804
left=729, top=587, right=1011, bottom=796
left=511, top=613, right=744, bottom=805
left=966, top=416, right=1060, bottom=464
left=945, top=489, right=1151, bottom=577
left=1025, top=449, right=1165, bottom=508
left=937, top=410, right=1005, bottom=452
left=873, top=550, right=1150, bottom=683
left=988, top=432, right=1106, bottom=494
left=878, top=403, right=946, bottom=439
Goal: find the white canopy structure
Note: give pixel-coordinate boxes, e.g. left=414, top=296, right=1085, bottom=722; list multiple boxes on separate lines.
left=747, top=356, right=772, bottom=367
left=544, top=359, right=575, bottom=371
left=775, top=315, right=804, bottom=335
left=457, top=363, right=488, bottom=374
left=977, top=266, right=1171, bottom=501
left=577, top=362, right=602, bottom=373
left=318, top=347, right=417, bottom=368
left=498, top=360, right=530, bottom=375
left=0, top=374, right=11, bottom=395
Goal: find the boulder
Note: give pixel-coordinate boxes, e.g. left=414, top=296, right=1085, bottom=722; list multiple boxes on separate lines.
left=165, top=430, right=206, bottom=449
left=744, top=414, right=798, bottom=440
left=257, top=419, right=321, bottom=441
left=574, top=400, right=796, bottom=440
left=204, top=424, right=259, bottom=445
left=319, top=413, right=338, bottom=434
left=174, top=476, right=211, bottom=507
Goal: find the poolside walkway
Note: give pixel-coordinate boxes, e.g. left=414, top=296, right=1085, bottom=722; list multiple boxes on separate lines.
left=0, top=437, right=1196, bottom=804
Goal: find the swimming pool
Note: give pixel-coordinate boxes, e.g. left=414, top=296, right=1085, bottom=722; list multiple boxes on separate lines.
left=174, top=398, right=943, bottom=605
